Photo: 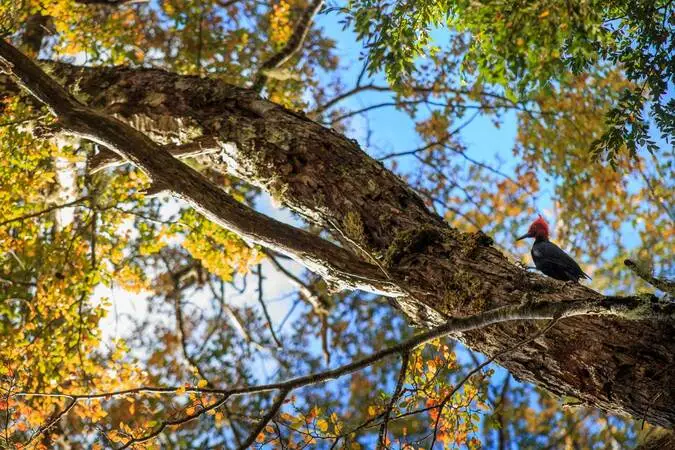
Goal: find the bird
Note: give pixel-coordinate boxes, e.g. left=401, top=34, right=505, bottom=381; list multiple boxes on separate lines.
left=516, top=215, right=591, bottom=282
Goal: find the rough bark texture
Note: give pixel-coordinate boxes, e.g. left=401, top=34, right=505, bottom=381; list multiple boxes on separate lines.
left=1, top=62, right=673, bottom=428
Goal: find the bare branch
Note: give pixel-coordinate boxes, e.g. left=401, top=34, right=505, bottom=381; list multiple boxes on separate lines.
left=175, top=296, right=210, bottom=382
left=312, top=83, right=530, bottom=115
left=251, top=0, right=324, bottom=93
left=12, top=295, right=671, bottom=404
left=625, top=259, right=675, bottom=295
left=264, top=248, right=329, bottom=313
left=256, top=264, right=283, bottom=347
left=237, top=388, right=290, bottom=450
left=89, top=134, right=225, bottom=174
left=377, top=351, right=409, bottom=449
left=0, top=196, right=89, bottom=227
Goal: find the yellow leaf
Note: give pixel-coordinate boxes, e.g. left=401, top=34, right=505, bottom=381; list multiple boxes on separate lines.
left=539, top=10, right=550, bottom=18
left=317, top=419, right=328, bottom=432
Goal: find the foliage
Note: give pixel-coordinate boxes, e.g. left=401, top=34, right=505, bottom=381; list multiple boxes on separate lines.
left=0, top=0, right=670, bottom=448
left=345, top=0, right=674, bottom=161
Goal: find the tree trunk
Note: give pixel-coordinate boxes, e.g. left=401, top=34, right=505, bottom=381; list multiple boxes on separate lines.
left=1, top=62, right=673, bottom=428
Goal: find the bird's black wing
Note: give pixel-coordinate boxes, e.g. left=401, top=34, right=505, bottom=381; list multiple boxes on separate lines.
left=532, top=241, right=591, bottom=281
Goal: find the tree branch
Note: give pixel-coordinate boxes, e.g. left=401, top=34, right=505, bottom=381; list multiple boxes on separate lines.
left=377, top=351, right=409, bottom=449
left=0, top=38, right=399, bottom=298
left=237, top=388, right=290, bottom=450
left=12, top=296, right=669, bottom=446
left=256, top=264, right=283, bottom=347
left=12, top=295, right=671, bottom=404
left=625, top=259, right=675, bottom=295
left=251, top=0, right=324, bottom=93
left=0, top=196, right=89, bottom=227
left=89, top=134, right=225, bottom=174
left=264, top=248, right=329, bottom=313
left=25, top=399, right=77, bottom=448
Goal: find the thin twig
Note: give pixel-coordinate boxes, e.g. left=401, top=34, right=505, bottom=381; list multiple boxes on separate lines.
left=175, top=296, right=210, bottom=382
left=429, top=318, right=559, bottom=448
left=377, top=351, right=409, bottom=449
left=25, top=399, right=77, bottom=447
left=263, top=248, right=329, bottom=313
left=256, top=264, right=283, bottom=347
left=0, top=196, right=89, bottom=227
left=237, top=388, right=290, bottom=450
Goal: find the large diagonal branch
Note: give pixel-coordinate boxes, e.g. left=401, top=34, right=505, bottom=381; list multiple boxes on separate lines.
left=0, top=39, right=397, bottom=297
left=1, top=50, right=674, bottom=426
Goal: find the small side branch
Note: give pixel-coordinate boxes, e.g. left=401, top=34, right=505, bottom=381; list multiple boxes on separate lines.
left=89, top=134, right=225, bottom=174
left=237, top=388, right=290, bottom=450
left=25, top=399, right=77, bottom=447
left=0, top=196, right=89, bottom=227
left=429, top=319, right=559, bottom=449
left=377, top=351, right=409, bottom=449
left=264, top=249, right=329, bottom=313
left=256, top=264, right=283, bottom=347
left=251, top=0, right=324, bottom=93
left=625, top=259, right=675, bottom=295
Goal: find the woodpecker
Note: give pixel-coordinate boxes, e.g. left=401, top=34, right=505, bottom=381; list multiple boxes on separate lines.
left=516, top=215, right=590, bottom=282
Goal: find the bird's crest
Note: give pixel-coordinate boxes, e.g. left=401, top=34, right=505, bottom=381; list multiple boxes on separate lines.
left=528, top=215, right=549, bottom=239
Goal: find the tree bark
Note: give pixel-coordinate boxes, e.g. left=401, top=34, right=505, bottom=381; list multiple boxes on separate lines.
left=1, top=59, right=673, bottom=428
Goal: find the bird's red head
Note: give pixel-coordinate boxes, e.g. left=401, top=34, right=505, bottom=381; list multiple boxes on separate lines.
left=516, top=215, right=550, bottom=241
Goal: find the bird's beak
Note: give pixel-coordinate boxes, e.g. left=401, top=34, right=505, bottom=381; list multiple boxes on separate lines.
left=516, top=232, right=533, bottom=241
